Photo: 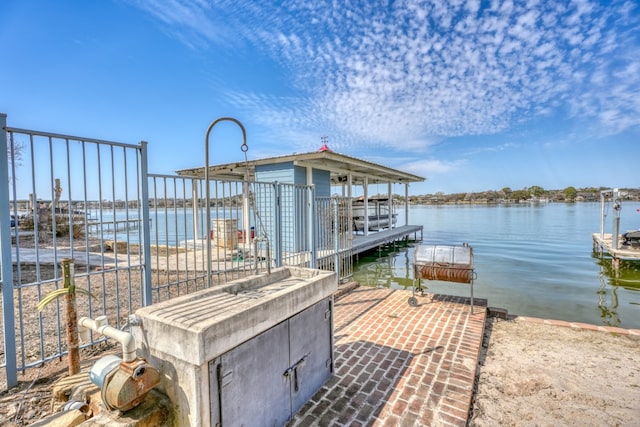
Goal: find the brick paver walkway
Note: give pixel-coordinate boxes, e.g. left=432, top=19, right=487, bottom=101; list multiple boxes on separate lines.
left=289, top=286, right=487, bottom=426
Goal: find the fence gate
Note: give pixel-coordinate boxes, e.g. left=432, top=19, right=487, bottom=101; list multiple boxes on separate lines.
left=0, top=115, right=152, bottom=389
left=316, top=196, right=353, bottom=281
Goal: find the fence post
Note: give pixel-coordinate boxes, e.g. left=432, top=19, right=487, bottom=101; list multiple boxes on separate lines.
left=333, top=197, right=340, bottom=279
left=0, top=113, right=17, bottom=388
left=274, top=182, right=282, bottom=268
left=139, top=141, right=153, bottom=306
left=308, top=185, right=316, bottom=269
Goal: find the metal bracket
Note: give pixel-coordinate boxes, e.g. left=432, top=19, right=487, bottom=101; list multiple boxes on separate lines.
left=283, top=353, right=309, bottom=392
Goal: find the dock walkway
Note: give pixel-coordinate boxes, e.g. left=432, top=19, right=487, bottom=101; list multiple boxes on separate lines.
left=592, top=233, right=640, bottom=267
left=352, top=225, right=423, bottom=255
left=289, top=286, right=486, bottom=426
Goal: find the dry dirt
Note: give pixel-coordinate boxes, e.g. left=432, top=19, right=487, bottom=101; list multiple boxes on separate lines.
left=470, top=317, right=640, bottom=426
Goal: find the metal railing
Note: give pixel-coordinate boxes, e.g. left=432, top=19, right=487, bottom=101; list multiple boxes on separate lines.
left=1, top=114, right=353, bottom=389
left=316, top=196, right=353, bottom=281
left=0, top=116, right=151, bottom=389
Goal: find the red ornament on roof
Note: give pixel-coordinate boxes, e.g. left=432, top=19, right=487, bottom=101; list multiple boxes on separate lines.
left=319, top=135, right=331, bottom=151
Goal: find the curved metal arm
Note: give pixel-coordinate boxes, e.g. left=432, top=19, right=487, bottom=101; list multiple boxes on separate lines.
left=204, top=117, right=247, bottom=287
left=204, top=117, right=247, bottom=184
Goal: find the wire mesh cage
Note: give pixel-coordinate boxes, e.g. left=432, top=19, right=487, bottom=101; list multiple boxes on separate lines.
left=410, top=243, right=475, bottom=311
left=414, top=244, right=474, bottom=283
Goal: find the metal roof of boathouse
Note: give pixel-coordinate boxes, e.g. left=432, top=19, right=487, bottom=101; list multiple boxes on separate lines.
left=176, top=150, right=425, bottom=185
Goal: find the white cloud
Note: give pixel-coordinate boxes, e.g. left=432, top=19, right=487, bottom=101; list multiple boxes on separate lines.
left=128, top=0, right=640, bottom=148
left=402, top=158, right=466, bottom=176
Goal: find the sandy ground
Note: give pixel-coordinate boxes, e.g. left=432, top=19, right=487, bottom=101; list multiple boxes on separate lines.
left=470, top=317, right=640, bottom=426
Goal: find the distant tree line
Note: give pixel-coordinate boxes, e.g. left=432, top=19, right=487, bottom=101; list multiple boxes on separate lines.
left=18, top=186, right=638, bottom=209
left=392, top=187, right=640, bottom=205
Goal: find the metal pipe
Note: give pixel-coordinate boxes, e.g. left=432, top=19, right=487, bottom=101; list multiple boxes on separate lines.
left=79, top=316, right=136, bottom=362
left=4, top=126, right=140, bottom=149
left=309, top=185, right=317, bottom=269
left=600, top=190, right=606, bottom=239
left=333, top=198, right=340, bottom=278
left=405, top=183, right=409, bottom=227
left=0, top=113, right=18, bottom=388
left=612, top=188, right=620, bottom=249
left=274, top=182, right=282, bottom=268
left=363, top=177, right=369, bottom=235
left=140, top=141, right=153, bottom=306
left=204, top=117, right=247, bottom=288
left=388, top=182, right=393, bottom=229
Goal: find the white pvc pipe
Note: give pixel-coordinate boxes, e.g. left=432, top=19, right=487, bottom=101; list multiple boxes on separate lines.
left=79, top=316, right=136, bottom=362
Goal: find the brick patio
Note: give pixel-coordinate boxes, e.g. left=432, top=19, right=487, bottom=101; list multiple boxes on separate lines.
left=288, top=286, right=487, bottom=426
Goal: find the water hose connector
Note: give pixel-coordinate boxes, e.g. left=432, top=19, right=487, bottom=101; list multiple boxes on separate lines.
left=80, top=316, right=160, bottom=412
left=79, top=316, right=136, bottom=362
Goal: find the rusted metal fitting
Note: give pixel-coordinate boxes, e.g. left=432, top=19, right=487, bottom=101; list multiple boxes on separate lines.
left=101, top=358, right=160, bottom=412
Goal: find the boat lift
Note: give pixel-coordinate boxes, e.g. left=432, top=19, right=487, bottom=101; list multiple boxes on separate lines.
left=593, top=188, right=640, bottom=271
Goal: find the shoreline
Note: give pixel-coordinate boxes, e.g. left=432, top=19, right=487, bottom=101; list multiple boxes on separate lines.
left=486, top=306, right=640, bottom=336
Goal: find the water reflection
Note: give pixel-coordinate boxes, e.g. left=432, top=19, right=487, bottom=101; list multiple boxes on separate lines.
left=353, top=243, right=415, bottom=291
left=593, top=255, right=640, bottom=290
left=597, top=272, right=621, bottom=327
left=594, top=256, right=640, bottom=327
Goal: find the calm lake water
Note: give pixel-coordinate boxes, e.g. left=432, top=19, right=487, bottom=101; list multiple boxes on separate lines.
left=353, top=202, right=640, bottom=329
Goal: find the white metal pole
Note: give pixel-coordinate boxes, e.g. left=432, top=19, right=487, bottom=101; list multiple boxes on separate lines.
left=405, top=183, right=409, bottom=226
left=363, top=177, right=369, bottom=236
left=388, top=181, right=393, bottom=229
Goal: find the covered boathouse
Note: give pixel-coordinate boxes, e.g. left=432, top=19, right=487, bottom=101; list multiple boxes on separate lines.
left=177, top=146, right=426, bottom=277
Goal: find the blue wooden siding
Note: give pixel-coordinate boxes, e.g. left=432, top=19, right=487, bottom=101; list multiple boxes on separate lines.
left=255, top=162, right=330, bottom=255
left=256, top=162, right=296, bottom=183
left=312, top=170, right=330, bottom=197
left=255, top=163, right=331, bottom=192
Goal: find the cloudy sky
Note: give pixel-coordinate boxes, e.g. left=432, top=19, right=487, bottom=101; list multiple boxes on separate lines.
left=1, top=0, right=639, bottom=194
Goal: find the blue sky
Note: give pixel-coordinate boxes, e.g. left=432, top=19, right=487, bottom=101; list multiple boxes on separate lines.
left=1, top=0, right=639, bottom=195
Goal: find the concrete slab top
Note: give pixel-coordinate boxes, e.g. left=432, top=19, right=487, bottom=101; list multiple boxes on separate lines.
left=134, top=266, right=337, bottom=365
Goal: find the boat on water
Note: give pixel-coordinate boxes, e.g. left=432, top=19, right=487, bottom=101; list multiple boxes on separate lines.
left=622, top=230, right=640, bottom=247
left=352, top=197, right=397, bottom=232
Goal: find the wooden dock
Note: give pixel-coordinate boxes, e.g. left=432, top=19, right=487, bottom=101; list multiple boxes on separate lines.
left=312, top=225, right=423, bottom=268
left=592, top=233, right=640, bottom=268
left=86, top=218, right=145, bottom=235
left=352, top=225, right=423, bottom=256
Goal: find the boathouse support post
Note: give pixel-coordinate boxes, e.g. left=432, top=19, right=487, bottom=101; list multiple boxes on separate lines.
left=388, top=182, right=393, bottom=229
left=612, top=188, right=620, bottom=250
left=363, top=177, right=369, bottom=236
left=347, top=175, right=352, bottom=233
left=0, top=113, right=18, bottom=388
left=305, top=167, right=316, bottom=268
left=404, top=183, right=409, bottom=227
left=611, top=255, right=621, bottom=275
